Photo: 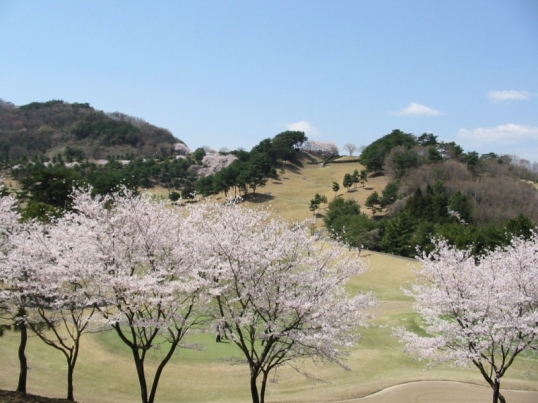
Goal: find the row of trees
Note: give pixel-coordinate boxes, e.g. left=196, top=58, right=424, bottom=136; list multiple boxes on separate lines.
left=359, top=130, right=466, bottom=173
left=359, top=129, right=538, bottom=181
left=195, top=131, right=307, bottom=198
left=0, top=187, right=374, bottom=403
left=342, top=169, right=368, bottom=191
left=10, top=156, right=195, bottom=221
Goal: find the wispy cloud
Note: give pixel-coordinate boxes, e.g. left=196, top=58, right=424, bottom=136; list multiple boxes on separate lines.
left=487, top=90, right=531, bottom=103
left=458, top=123, right=538, bottom=146
left=286, top=121, right=319, bottom=136
left=393, top=103, right=442, bottom=116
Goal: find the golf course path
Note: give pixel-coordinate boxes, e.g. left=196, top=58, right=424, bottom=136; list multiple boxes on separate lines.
left=342, top=381, right=538, bottom=403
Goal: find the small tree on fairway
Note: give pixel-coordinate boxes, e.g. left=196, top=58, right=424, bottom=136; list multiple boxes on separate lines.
left=309, top=193, right=328, bottom=214
left=359, top=169, right=368, bottom=188
left=352, top=169, right=360, bottom=189
left=309, top=198, right=319, bottom=213
left=192, top=202, right=375, bottom=403
left=332, top=182, right=340, bottom=199
left=394, top=236, right=538, bottom=403
left=343, top=173, right=353, bottom=192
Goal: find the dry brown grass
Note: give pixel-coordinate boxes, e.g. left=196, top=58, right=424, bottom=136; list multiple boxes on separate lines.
left=238, top=156, right=389, bottom=226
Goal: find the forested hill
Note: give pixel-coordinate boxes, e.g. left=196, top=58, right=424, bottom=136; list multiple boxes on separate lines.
left=0, top=99, right=186, bottom=161
left=324, top=129, right=538, bottom=257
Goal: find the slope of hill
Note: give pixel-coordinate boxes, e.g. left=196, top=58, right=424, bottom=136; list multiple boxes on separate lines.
left=238, top=155, right=387, bottom=224
left=0, top=99, right=185, bottom=160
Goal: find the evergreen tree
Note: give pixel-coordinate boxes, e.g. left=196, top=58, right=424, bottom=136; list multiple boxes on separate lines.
left=379, top=212, right=417, bottom=257
left=352, top=169, right=360, bottom=189
left=332, top=182, right=340, bottom=199
left=405, top=188, right=426, bottom=219
left=381, top=182, right=399, bottom=207
left=343, top=173, right=354, bottom=191
left=448, top=191, right=473, bottom=223
left=365, top=191, right=382, bottom=217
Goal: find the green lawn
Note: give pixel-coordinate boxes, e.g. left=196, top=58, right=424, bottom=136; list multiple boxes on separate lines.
left=0, top=248, right=536, bottom=403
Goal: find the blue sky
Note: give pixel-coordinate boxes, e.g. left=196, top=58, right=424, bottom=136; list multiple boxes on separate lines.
left=1, top=1, right=537, bottom=161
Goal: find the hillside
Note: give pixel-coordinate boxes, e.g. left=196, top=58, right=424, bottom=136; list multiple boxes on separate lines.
left=0, top=99, right=186, bottom=161
left=1, top=151, right=537, bottom=403
left=237, top=155, right=388, bottom=224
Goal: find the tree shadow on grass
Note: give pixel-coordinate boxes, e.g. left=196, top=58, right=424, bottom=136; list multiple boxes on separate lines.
left=244, top=193, right=276, bottom=204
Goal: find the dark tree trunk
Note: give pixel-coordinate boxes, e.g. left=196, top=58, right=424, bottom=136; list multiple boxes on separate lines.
left=249, top=372, right=260, bottom=403
left=147, top=337, right=181, bottom=403
left=66, top=338, right=81, bottom=402
left=492, top=379, right=506, bottom=403
left=16, top=323, right=27, bottom=393
left=260, top=371, right=270, bottom=403
left=132, top=351, right=149, bottom=403
left=67, top=362, right=75, bottom=401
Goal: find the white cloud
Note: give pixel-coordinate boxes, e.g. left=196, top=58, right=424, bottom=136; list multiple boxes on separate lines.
left=487, top=90, right=531, bottom=103
left=393, top=103, right=442, bottom=116
left=285, top=121, right=319, bottom=135
left=457, top=124, right=538, bottom=146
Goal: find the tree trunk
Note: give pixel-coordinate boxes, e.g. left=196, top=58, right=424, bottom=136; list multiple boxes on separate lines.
left=492, top=378, right=506, bottom=403
left=66, top=337, right=81, bottom=402
left=16, top=323, right=27, bottom=393
left=147, top=337, right=181, bottom=403
left=249, top=373, right=260, bottom=403
left=133, top=351, right=148, bottom=403
left=67, top=362, right=75, bottom=401
left=259, top=371, right=269, bottom=403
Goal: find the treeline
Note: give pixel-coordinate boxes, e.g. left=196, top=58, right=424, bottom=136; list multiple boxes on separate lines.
left=361, top=129, right=538, bottom=179
left=10, top=156, right=194, bottom=221
left=324, top=129, right=538, bottom=257
left=195, top=131, right=308, bottom=198
left=0, top=99, right=182, bottom=161
left=7, top=130, right=310, bottom=221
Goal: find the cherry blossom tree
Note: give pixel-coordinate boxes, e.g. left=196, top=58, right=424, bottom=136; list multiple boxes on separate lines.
left=0, top=189, right=31, bottom=393
left=198, top=153, right=237, bottom=177
left=394, top=237, right=538, bottom=403
left=303, top=141, right=339, bottom=156
left=190, top=201, right=375, bottom=403
left=1, top=187, right=101, bottom=401
left=68, top=189, right=211, bottom=403
left=8, top=215, right=99, bottom=401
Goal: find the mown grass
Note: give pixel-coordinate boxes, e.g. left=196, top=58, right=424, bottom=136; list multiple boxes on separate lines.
left=1, top=247, right=536, bottom=402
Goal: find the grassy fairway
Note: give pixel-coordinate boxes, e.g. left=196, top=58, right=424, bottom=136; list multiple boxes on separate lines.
left=0, top=157, right=536, bottom=402
left=0, top=248, right=536, bottom=402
